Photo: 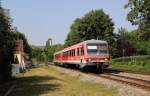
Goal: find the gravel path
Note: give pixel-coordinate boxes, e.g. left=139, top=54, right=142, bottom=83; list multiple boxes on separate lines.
left=50, top=65, right=150, bottom=96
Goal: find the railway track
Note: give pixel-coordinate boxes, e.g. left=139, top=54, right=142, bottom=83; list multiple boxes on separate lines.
left=99, top=73, right=150, bottom=91
left=93, top=69, right=150, bottom=91
left=50, top=64, right=150, bottom=91
left=106, top=68, right=150, bottom=75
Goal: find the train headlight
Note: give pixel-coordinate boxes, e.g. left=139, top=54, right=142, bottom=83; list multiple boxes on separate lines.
left=105, top=58, right=108, bottom=61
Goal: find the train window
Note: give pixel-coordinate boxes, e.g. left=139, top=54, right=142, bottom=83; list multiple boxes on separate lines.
left=67, top=51, right=68, bottom=57
left=72, top=49, right=75, bottom=56
left=70, top=50, right=71, bottom=56
left=80, top=49, right=81, bottom=56
left=87, top=44, right=108, bottom=55
left=74, top=49, right=75, bottom=56
left=72, top=49, right=74, bottom=56
left=70, top=50, right=72, bottom=56
left=72, top=49, right=73, bottom=56
left=77, top=48, right=79, bottom=56
left=77, top=48, right=82, bottom=56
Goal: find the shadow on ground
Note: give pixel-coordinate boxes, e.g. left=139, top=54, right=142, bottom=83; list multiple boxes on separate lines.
left=60, top=64, right=122, bottom=74
left=0, top=80, right=14, bottom=96
left=10, top=76, right=61, bottom=96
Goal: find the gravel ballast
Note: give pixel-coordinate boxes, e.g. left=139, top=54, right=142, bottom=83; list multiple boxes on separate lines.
left=50, top=65, right=150, bottom=96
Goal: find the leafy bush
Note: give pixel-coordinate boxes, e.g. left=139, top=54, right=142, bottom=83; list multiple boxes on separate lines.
left=111, top=55, right=149, bottom=62
left=110, top=55, right=150, bottom=72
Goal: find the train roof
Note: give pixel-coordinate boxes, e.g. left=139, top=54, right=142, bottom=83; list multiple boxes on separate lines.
left=54, top=39, right=107, bottom=55
left=84, top=39, right=107, bottom=44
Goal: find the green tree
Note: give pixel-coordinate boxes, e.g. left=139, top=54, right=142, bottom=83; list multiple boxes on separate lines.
left=0, top=4, right=14, bottom=80
left=65, top=18, right=81, bottom=46
left=30, top=47, right=44, bottom=64
left=125, top=0, right=150, bottom=40
left=0, top=2, right=31, bottom=80
left=65, top=10, right=115, bottom=48
left=117, top=28, right=150, bottom=56
left=116, top=28, right=136, bottom=57
left=46, top=44, right=63, bottom=62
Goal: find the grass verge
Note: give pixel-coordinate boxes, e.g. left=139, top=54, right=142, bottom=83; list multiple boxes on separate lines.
left=10, top=66, right=118, bottom=96
left=110, top=56, right=150, bottom=73
left=110, top=62, right=150, bottom=73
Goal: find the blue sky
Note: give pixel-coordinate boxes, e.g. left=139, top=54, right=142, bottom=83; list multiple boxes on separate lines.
left=2, top=0, right=136, bottom=46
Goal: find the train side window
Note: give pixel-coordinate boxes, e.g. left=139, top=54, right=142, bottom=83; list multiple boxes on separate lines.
left=70, top=50, right=71, bottom=56
left=72, top=49, right=74, bottom=56
left=70, top=50, right=72, bottom=56
left=73, top=49, right=75, bottom=56
left=77, top=48, right=79, bottom=56
left=67, top=51, right=68, bottom=57
left=64, top=52, right=65, bottom=57
left=74, top=49, right=75, bottom=56
left=72, top=49, right=73, bottom=56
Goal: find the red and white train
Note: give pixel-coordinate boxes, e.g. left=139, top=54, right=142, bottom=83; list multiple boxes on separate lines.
left=53, top=39, right=110, bottom=72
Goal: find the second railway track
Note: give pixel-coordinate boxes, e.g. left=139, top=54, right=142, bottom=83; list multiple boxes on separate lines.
left=50, top=64, right=150, bottom=91
left=98, top=73, right=150, bottom=91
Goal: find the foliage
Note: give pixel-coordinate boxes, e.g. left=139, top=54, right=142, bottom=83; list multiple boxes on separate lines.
left=45, top=44, right=63, bottom=62
left=125, top=0, right=150, bottom=55
left=65, top=10, right=115, bottom=48
left=65, top=18, right=82, bottom=46
left=30, top=44, right=63, bottom=65
left=115, top=27, right=150, bottom=57
left=111, top=55, right=149, bottom=62
left=0, top=5, right=14, bottom=80
left=125, top=0, right=150, bottom=40
left=128, top=29, right=150, bottom=55
left=115, top=28, right=136, bottom=57
left=0, top=3, right=31, bottom=80
left=30, top=48, right=46, bottom=64
left=110, top=56, right=150, bottom=72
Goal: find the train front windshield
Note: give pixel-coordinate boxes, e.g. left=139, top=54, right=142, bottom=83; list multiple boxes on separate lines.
left=87, top=44, right=108, bottom=55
